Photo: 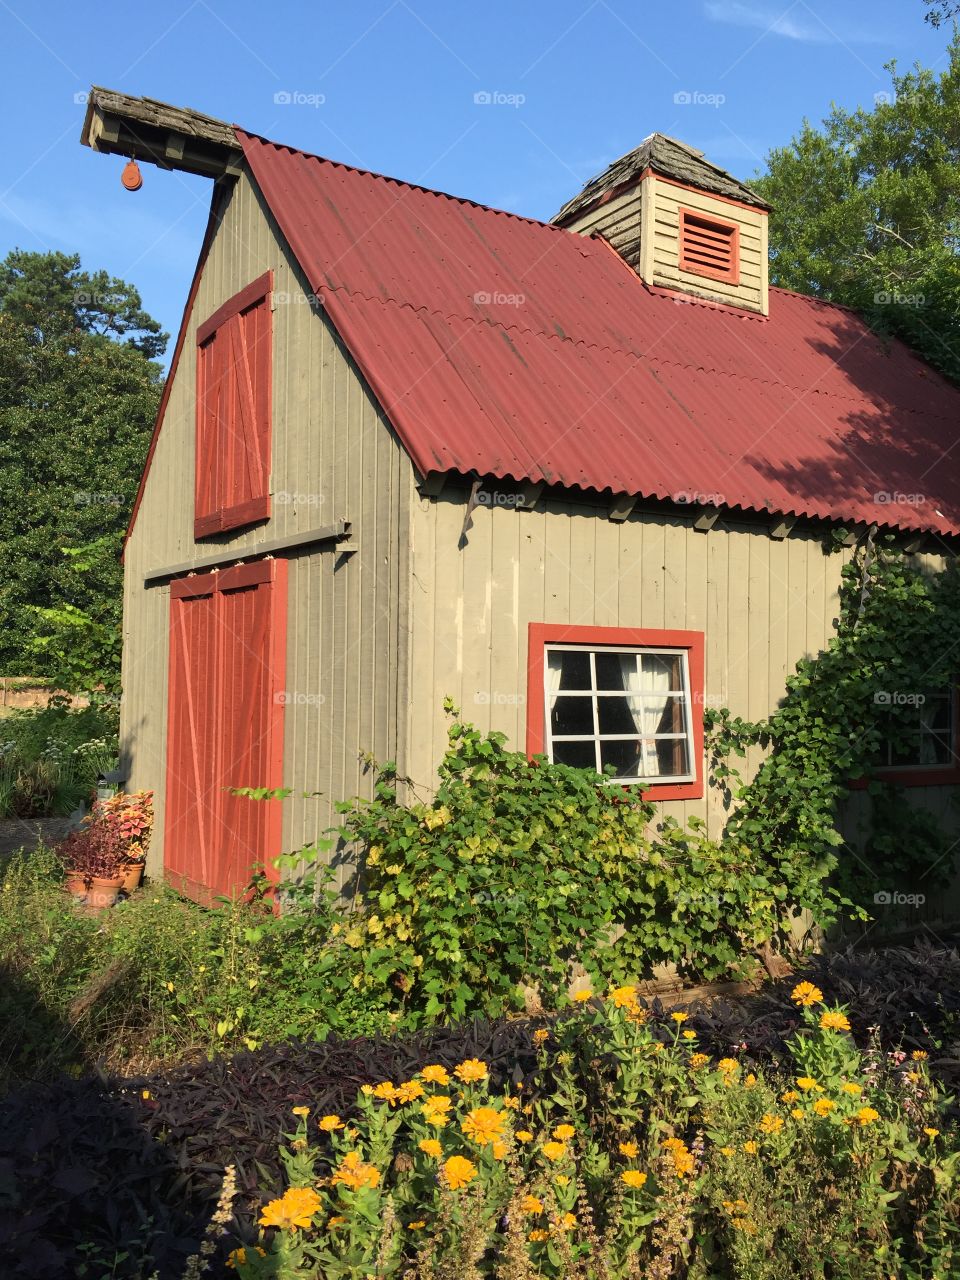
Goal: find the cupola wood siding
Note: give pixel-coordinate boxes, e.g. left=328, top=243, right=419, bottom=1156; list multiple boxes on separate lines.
left=553, top=134, right=770, bottom=315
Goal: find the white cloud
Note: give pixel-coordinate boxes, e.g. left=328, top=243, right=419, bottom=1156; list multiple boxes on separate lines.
left=704, top=1, right=885, bottom=44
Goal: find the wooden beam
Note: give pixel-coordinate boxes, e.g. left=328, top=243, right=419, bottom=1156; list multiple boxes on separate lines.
left=80, top=87, right=242, bottom=180
left=144, top=520, right=350, bottom=585
left=609, top=493, right=637, bottom=522
left=692, top=504, right=720, bottom=532
left=769, top=515, right=796, bottom=540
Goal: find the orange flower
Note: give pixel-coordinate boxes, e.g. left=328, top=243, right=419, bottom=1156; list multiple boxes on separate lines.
left=331, top=1151, right=381, bottom=1191
left=372, top=1081, right=399, bottom=1104
left=790, top=981, right=823, bottom=1007
left=462, top=1106, right=506, bottom=1147
left=556, top=1212, right=577, bottom=1231
left=855, top=1106, right=880, bottom=1126
left=572, top=989, right=592, bottom=1003
left=259, top=1186, right=322, bottom=1230
left=533, top=1029, right=550, bottom=1045
left=291, top=1106, right=310, bottom=1118
left=318, top=1115, right=343, bottom=1132
left=610, top=985, right=640, bottom=1011
left=515, top=1130, right=534, bottom=1143
left=442, top=1155, right=477, bottom=1190
left=552, top=1123, right=575, bottom=1141
left=454, top=1059, right=488, bottom=1083
left=422, top=1095, right=453, bottom=1128
left=819, top=1010, right=851, bottom=1032
left=396, top=1080, right=425, bottom=1103
left=670, top=1011, right=689, bottom=1024
left=813, top=1099, right=836, bottom=1117
left=529, top=1229, right=549, bottom=1242
left=420, top=1064, right=451, bottom=1085
left=662, top=1137, right=695, bottom=1177
left=418, top=1138, right=442, bottom=1158
left=521, top=1194, right=544, bottom=1214
left=621, top=1169, right=647, bottom=1189
left=619, top=1141, right=639, bottom=1158
left=542, top=1141, right=567, bottom=1162
left=492, top=1139, right=507, bottom=1160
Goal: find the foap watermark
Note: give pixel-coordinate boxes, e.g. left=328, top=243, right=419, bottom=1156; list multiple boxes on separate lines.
left=73, top=91, right=90, bottom=105
left=673, top=289, right=729, bottom=307
left=473, top=90, right=525, bottom=108
left=874, top=290, right=925, bottom=307
left=673, top=89, right=726, bottom=108
left=274, top=90, right=326, bottom=108
left=873, top=890, right=926, bottom=907
left=273, top=290, right=324, bottom=307
left=275, top=691, right=326, bottom=707
left=473, top=290, right=525, bottom=307
left=673, top=490, right=725, bottom=507
left=873, top=690, right=926, bottom=708
left=475, top=488, right=525, bottom=508
left=873, top=491, right=925, bottom=507
left=474, top=690, right=526, bottom=706
left=275, top=491, right=325, bottom=507
left=74, top=491, right=122, bottom=507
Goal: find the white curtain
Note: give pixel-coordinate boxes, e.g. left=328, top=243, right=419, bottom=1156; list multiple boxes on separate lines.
left=546, top=652, right=563, bottom=733
left=620, top=654, right=671, bottom=776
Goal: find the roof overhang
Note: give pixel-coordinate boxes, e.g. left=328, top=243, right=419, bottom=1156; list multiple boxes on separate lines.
left=80, top=86, right=243, bottom=180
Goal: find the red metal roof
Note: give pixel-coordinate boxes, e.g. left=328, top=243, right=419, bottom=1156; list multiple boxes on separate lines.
left=238, top=129, right=960, bottom=538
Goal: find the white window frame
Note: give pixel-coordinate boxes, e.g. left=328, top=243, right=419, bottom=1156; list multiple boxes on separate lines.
left=878, top=688, right=957, bottom=773
left=543, top=643, right=696, bottom=784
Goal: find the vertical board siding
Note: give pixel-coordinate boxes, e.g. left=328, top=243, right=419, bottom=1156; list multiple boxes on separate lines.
left=122, top=171, right=412, bottom=886
left=406, top=495, right=958, bottom=887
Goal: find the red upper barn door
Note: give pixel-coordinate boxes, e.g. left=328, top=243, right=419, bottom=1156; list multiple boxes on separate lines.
left=165, top=559, right=287, bottom=903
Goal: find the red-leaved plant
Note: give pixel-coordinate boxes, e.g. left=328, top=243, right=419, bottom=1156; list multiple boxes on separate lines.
left=59, top=822, right=127, bottom=882
left=58, top=790, right=154, bottom=882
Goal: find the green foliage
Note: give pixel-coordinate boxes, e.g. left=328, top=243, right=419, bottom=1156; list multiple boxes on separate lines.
left=707, top=539, right=960, bottom=941
left=0, top=250, right=165, bottom=688
left=753, top=39, right=960, bottom=383
left=0, top=845, right=389, bottom=1090
left=0, top=697, right=118, bottom=817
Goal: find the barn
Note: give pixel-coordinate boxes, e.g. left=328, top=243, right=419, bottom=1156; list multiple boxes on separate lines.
left=80, top=88, right=960, bottom=906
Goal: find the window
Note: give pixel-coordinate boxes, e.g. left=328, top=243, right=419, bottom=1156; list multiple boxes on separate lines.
left=526, top=624, right=705, bottom=800
left=875, top=687, right=960, bottom=785
left=195, top=272, right=273, bottom=538
left=679, top=209, right=739, bottom=285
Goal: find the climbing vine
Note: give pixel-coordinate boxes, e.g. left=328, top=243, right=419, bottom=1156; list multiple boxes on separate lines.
left=707, top=534, right=959, bottom=945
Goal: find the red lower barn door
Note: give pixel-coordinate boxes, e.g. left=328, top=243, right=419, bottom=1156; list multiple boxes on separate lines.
left=165, top=560, right=287, bottom=902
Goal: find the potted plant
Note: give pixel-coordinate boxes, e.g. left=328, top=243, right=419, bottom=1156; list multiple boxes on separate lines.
left=97, top=790, right=153, bottom=893
left=58, top=823, right=126, bottom=909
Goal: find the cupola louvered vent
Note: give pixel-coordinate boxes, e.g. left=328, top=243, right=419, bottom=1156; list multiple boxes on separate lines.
left=679, top=209, right=739, bottom=284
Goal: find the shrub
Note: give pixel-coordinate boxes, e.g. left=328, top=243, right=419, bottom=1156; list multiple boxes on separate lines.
left=0, top=696, right=118, bottom=817
left=225, top=989, right=960, bottom=1279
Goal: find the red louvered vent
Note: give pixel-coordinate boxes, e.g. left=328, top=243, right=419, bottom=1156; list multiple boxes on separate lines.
left=195, top=272, right=273, bottom=539
left=679, top=210, right=739, bottom=285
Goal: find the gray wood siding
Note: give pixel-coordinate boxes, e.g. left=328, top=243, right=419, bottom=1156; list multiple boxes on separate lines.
left=121, top=170, right=413, bottom=887
left=405, top=493, right=959, bottom=919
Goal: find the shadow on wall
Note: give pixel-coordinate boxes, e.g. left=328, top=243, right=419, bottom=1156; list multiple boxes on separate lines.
left=0, top=965, right=213, bottom=1280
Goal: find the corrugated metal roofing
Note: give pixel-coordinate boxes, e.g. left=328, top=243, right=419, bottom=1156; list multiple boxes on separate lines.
left=237, top=128, right=960, bottom=538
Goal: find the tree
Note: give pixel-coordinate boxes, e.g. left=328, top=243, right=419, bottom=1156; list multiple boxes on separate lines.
left=924, top=2, right=959, bottom=26
left=752, top=40, right=960, bottom=384
left=0, top=251, right=166, bottom=689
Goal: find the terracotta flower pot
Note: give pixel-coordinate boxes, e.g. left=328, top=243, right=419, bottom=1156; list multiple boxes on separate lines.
left=64, top=872, right=87, bottom=900
left=120, top=861, right=144, bottom=894
left=87, top=875, right=123, bottom=909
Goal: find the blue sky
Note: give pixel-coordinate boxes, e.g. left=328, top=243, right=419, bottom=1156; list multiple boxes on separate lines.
left=0, top=0, right=951, bottom=358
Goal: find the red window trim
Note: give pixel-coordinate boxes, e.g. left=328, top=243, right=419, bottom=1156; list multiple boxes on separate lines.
left=678, top=208, right=740, bottom=286
left=525, top=622, right=705, bottom=801
left=850, top=686, right=960, bottom=789
left=195, top=271, right=273, bottom=540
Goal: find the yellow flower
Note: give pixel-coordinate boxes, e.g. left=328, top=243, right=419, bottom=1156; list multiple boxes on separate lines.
left=327, top=1217, right=345, bottom=1229
left=553, top=1123, right=575, bottom=1141
left=360, top=1084, right=374, bottom=1096
left=572, top=989, right=592, bottom=1002
left=781, top=1090, right=799, bottom=1103
left=533, top=1029, right=550, bottom=1045
left=462, top=1107, right=506, bottom=1147
left=318, top=1114, right=343, bottom=1131
left=420, top=1064, right=451, bottom=1085
left=492, top=1139, right=508, bottom=1160
left=610, top=984, right=639, bottom=1009
left=820, top=1010, right=851, bottom=1032
left=718, top=1058, right=739, bottom=1075
left=813, top=1099, right=836, bottom=1117
left=331, top=1151, right=381, bottom=1191
left=911, top=1050, right=929, bottom=1061
left=166, top=982, right=175, bottom=993
left=372, top=1081, right=399, bottom=1104
left=621, top=1169, right=648, bottom=1189
left=924, top=1127, right=939, bottom=1139
left=796, top=1077, right=822, bottom=1093
left=742, top=1141, right=758, bottom=1155
left=454, top=1058, right=488, bottom=1083
left=619, top=1141, right=639, bottom=1158
left=407, top=1220, right=426, bottom=1230
left=516, top=1130, right=534, bottom=1143
left=141, top=1090, right=151, bottom=1100
left=396, top=1080, right=425, bottom=1103
left=291, top=1106, right=310, bottom=1118
left=419, top=1138, right=442, bottom=1158
left=759, top=1114, right=784, bottom=1135
left=556, top=1212, right=577, bottom=1231
left=227, top=1247, right=267, bottom=1268
left=791, top=1108, right=805, bottom=1120
left=442, top=1155, right=477, bottom=1190
left=529, top=1229, right=549, bottom=1242
left=791, top=981, right=824, bottom=1007
left=719, top=1145, right=735, bottom=1157
left=671, top=1011, right=689, bottom=1024
left=542, top=1141, right=567, bottom=1162
left=521, top=1194, right=544, bottom=1214
left=856, top=1106, right=880, bottom=1126
left=690, top=1053, right=710, bottom=1068
left=259, top=1186, right=323, bottom=1230
left=841, top=1083, right=862, bottom=1096
left=504, top=1095, right=520, bottom=1110
left=662, top=1137, right=695, bottom=1177
left=682, top=1029, right=697, bottom=1040
left=744, top=1073, right=757, bottom=1088
left=555, top=1174, right=570, bottom=1187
